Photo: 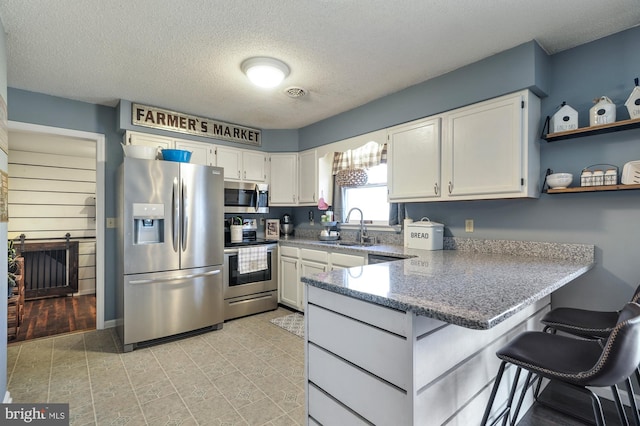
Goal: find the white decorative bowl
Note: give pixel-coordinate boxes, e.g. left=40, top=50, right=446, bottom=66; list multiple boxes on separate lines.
left=547, top=173, right=573, bottom=189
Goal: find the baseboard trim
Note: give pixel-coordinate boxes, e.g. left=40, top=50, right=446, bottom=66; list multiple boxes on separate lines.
left=103, top=319, right=116, bottom=329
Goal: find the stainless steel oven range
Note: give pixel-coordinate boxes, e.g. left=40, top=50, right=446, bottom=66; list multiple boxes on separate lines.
left=223, top=242, right=278, bottom=320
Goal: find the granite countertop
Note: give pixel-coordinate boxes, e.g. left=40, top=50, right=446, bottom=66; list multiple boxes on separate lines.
left=288, top=237, right=595, bottom=330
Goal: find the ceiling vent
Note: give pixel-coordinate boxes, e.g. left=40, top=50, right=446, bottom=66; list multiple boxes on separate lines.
left=284, top=87, right=307, bottom=98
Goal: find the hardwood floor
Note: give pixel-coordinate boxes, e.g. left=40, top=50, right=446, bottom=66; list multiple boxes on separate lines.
left=10, top=294, right=96, bottom=342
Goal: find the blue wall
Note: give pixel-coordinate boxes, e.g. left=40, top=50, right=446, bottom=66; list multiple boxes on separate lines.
left=298, top=41, right=550, bottom=149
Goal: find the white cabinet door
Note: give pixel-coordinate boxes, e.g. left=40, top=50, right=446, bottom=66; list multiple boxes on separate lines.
left=269, top=153, right=298, bottom=205
left=174, top=140, right=214, bottom=166
left=443, top=91, right=532, bottom=199
left=330, top=252, right=366, bottom=270
left=242, top=150, right=267, bottom=182
left=387, top=118, right=441, bottom=202
left=216, top=146, right=242, bottom=180
left=279, top=255, right=300, bottom=310
left=126, top=131, right=173, bottom=150
left=298, top=149, right=318, bottom=205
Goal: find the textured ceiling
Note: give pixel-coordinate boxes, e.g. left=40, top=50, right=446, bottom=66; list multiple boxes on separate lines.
left=0, top=0, right=639, bottom=130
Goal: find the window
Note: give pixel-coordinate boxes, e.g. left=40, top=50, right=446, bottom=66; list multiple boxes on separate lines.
left=342, top=164, right=389, bottom=225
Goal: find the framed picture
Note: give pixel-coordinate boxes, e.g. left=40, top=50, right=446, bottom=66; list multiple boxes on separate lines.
left=265, top=219, right=280, bottom=240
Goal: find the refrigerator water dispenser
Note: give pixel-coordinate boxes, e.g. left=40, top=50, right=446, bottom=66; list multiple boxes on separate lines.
left=133, top=203, right=165, bottom=244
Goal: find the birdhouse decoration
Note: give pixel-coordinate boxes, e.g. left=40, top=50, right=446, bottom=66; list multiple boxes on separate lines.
left=624, top=78, right=640, bottom=120
left=549, top=101, right=578, bottom=133
left=589, top=96, right=616, bottom=126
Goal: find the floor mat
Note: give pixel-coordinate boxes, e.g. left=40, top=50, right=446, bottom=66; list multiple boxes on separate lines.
left=270, top=312, right=304, bottom=338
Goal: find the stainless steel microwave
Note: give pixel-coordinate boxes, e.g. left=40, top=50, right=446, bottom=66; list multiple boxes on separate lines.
left=224, top=182, right=269, bottom=214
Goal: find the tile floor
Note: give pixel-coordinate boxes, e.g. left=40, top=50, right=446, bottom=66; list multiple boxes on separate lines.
left=7, top=307, right=305, bottom=425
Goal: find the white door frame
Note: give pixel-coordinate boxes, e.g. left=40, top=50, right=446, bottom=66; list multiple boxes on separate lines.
left=8, top=120, right=105, bottom=330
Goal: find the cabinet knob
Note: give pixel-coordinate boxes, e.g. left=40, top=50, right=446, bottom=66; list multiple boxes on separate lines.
left=244, top=171, right=246, bottom=179
left=237, top=171, right=241, bottom=178
left=434, top=183, right=439, bottom=195
left=448, top=181, right=453, bottom=194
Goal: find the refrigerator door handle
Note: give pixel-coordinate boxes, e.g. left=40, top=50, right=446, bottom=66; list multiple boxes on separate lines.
left=181, top=178, right=188, bottom=251
left=129, top=269, right=222, bottom=285
left=172, top=177, right=180, bottom=252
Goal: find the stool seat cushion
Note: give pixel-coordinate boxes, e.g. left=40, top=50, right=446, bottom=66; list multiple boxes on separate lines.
left=497, top=331, right=603, bottom=386
left=541, top=307, right=618, bottom=338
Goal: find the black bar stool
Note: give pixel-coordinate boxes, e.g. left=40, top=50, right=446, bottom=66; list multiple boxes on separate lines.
left=481, top=302, right=640, bottom=426
left=541, top=283, right=640, bottom=339
left=540, top=284, right=640, bottom=423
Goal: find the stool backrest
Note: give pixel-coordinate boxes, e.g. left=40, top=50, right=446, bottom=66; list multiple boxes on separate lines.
left=583, top=302, right=640, bottom=387
left=631, top=284, right=640, bottom=303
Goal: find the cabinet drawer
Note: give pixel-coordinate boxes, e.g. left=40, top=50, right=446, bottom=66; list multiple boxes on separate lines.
left=308, top=383, right=370, bottom=426
left=308, top=304, right=410, bottom=389
left=300, top=248, right=328, bottom=263
left=331, top=252, right=365, bottom=267
left=279, top=245, right=298, bottom=257
left=308, top=285, right=409, bottom=336
left=308, top=344, right=410, bottom=425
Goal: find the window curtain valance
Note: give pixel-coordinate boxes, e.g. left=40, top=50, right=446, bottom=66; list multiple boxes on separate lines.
left=332, top=142, right=387, bottom=175
left=332, top=142, right=387, bottom=187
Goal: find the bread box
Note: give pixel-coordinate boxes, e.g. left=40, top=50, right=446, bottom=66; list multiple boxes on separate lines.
left=404, top=218, right=444, bottom=250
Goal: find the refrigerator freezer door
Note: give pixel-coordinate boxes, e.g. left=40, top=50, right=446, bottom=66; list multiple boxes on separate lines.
left=122, top=266, right=223, bottom=347
left=180, top=164, right=224, bottom=269
left=123, top=158, right=180, bottom=275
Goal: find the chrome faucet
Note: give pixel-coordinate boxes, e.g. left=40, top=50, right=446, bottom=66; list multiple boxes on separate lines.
left=345, top=207, right=368, bottom=244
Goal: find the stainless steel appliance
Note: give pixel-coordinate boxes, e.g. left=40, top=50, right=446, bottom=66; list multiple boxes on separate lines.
left=224, top=182, right=269, bottom=214
left=223, top=236, right=278, bottom=320
left=117, top=158, right=224, bottom=352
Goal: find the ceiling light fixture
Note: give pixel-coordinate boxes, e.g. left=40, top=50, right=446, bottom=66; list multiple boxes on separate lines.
left=241, top=57, right=290, bottom=88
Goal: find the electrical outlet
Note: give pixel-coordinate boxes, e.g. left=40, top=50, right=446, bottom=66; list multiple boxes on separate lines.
left=106, top=217, right=116, bottom=228
left=465, top=219, right=474, bottom=233
left=259, top=218, right=265, bottom=225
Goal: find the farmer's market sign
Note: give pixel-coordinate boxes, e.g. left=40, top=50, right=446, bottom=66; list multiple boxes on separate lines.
left=132, top=103, right=261, bottom=146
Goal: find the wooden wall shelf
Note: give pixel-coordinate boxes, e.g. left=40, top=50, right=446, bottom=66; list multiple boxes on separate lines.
left=545, top=117, right=640, bottom=142
left=546, top=184, right=640, bottom=194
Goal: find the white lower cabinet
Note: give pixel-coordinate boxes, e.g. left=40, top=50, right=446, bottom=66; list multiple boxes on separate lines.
left=278, top=246, right=300, bottom=310
left=278, top=245, right=366, bottom=311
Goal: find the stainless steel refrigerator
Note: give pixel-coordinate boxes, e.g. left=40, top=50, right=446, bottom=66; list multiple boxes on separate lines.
left=116, top=157, right=224, bottom=352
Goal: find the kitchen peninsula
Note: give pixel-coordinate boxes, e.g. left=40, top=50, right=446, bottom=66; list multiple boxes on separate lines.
left=299, top=240, right=594, bottom=425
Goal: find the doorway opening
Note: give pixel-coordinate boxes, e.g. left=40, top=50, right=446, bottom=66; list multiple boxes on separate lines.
left=7, top=121, right=105, bottom=342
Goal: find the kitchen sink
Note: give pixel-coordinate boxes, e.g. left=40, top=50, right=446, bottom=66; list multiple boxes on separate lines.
left=317, top=240, right=375, bottom=247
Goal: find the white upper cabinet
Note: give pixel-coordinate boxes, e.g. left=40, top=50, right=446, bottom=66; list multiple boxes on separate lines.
left=126, top=131, right=214, bottom=166
left=443, top=90, right=539, bottom=199
left=387, top=117, right=441, bottom=202
left=216, top=146, right=267, bottom=182
left=242, top=150, right=268, bottom=182
left=386, top=90, right=540, bottom=203
left=174, top=140, right=215, bottom=166
left=215, top=146, right=242, bottom=180
left=269, top=153, right=298, bottom=205
left=126, top=131, right=172, bottom=151
left=298, top=149, right=318, bottom=205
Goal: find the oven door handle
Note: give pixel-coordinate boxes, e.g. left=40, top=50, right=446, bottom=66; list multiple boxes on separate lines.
left=129, top=269, right=221, bottom=285
left=224, top=246, right=275, bottom=255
